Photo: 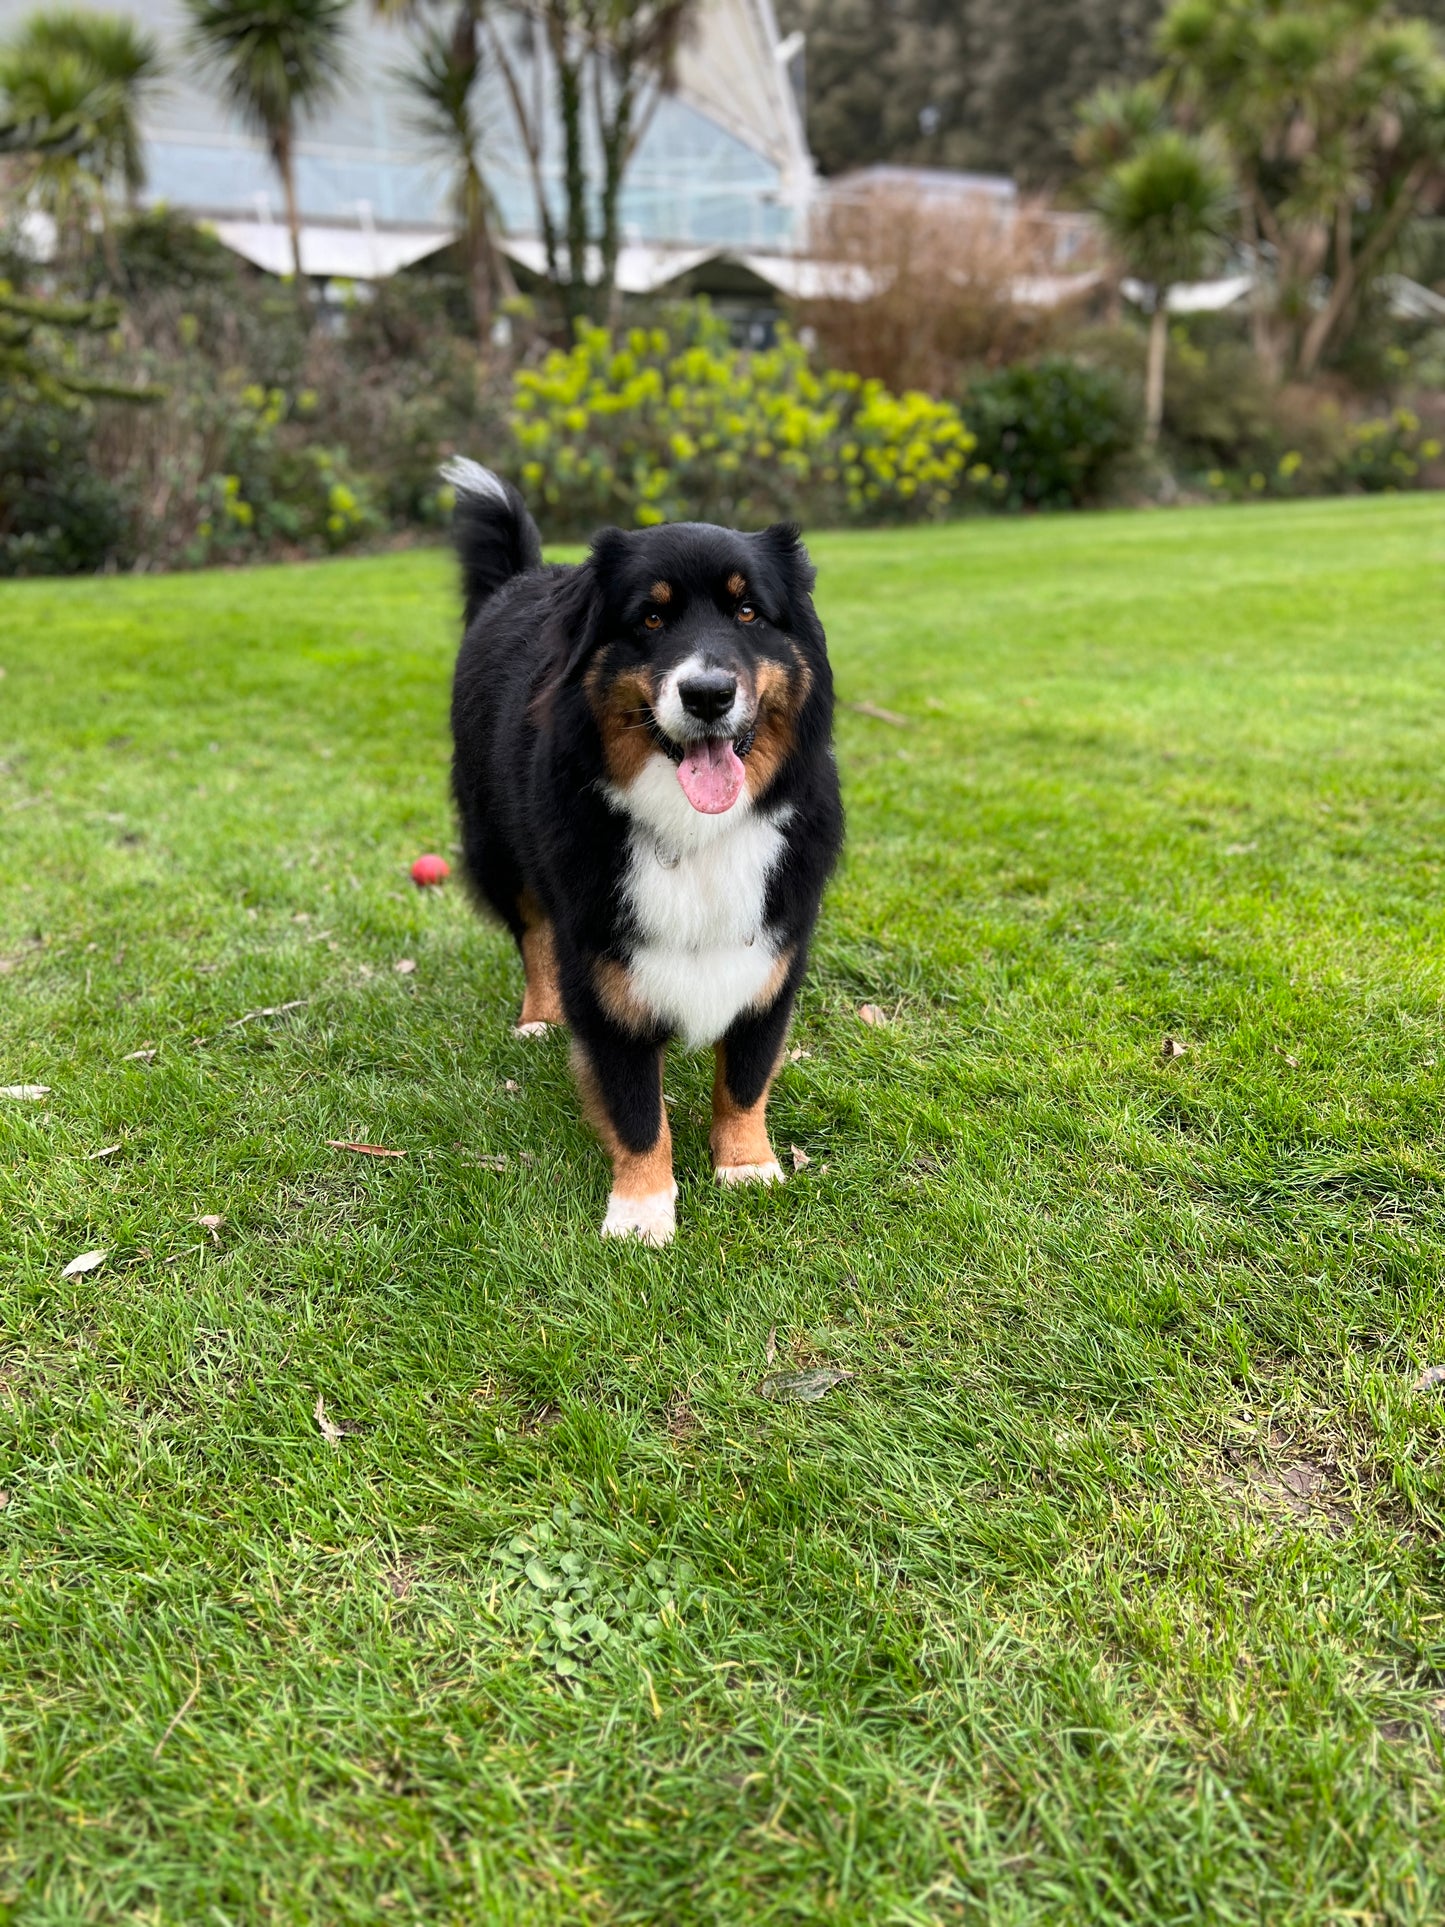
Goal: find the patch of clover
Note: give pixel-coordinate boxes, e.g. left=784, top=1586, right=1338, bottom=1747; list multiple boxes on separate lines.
left=490, top=1501, right=693, bottom=1685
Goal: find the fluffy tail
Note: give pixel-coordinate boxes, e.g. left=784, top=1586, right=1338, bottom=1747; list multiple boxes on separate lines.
left=441, top=458, right=543, bottom=627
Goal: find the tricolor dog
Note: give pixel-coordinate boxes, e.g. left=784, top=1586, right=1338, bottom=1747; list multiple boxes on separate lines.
left=446, top=460, right=844, bottom=1246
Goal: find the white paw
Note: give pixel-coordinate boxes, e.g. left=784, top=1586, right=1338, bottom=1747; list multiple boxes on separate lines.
left=600, top=1186, right=677, bottom=1246
left=513, top=1020, right=551, bottom=1038
left=715, top=1161, right=785, bottom=1188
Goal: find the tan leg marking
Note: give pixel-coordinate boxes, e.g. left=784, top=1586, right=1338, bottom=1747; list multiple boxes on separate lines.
left=711, top=1042, right=784, bottom=1187
left=594, top=957, right=658, bottom=1035
left=574, top=1043, right=676, bottom=1245
left=515, top=891, right=565, bottom=1034
left=748, top=944, right=794, bottom=1016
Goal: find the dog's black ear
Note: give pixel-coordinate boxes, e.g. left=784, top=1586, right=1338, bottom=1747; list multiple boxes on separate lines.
left=755, top=521, right=817, bottom=608
left=550, top=527, right=628, bottom=683
left=550, top=564, right=603, bottom=684
left=759, top=524, right=816, bottom=597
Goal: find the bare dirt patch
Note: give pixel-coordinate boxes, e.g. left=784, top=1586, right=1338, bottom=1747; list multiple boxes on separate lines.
left=1213, top=1426, right=1357, bottom=1535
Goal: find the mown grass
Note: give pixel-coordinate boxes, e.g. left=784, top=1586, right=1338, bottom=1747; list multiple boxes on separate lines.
left=2, top=495, right=1445, bottom=1925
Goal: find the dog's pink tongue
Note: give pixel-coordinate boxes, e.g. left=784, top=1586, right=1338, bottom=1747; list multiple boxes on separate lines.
left=677, top=737, right=745, bottom=814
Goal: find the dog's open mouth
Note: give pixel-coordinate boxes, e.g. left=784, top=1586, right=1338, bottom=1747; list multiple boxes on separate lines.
left=651, top=718, right=757, bottom=815
left=676, top=736, right=745, bottom=814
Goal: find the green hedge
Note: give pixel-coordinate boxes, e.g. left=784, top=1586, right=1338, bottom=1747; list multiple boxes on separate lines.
left=0, top=402, right=131, bottom=577
left=963, top=357, right=1140, bottom=510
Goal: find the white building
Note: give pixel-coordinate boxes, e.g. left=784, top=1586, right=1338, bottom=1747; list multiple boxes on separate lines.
left=0, top=0, right=816, bottom=294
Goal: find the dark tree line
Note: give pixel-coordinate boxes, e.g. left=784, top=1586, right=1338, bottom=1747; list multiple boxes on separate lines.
left=778, top=0, right=1445, bottom=185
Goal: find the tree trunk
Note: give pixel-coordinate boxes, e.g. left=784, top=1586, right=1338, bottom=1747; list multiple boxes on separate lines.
left=1297, top=163, right=1427, bottom=379
left=1239, top=182, right=1280, bottom=382
left=596, top=69, right=633, bottom=328
left=274, top=125, right=310, bottom=317
left=462, top=167, right=519, bottom=350
left=485, top=16, right=562, bottom=291
left=95, top=192, right=123, bottom=288
left=1144, top=299, right=1167, bottom=444
left=548, top=8, right=591, bottom=331
left=465, top=179, right=493, bottom=345
left=1297, top=199, right=1355, bottom=379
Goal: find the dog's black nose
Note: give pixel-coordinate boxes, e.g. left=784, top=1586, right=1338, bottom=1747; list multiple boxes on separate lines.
left=678, top=668, right=738, bottom=722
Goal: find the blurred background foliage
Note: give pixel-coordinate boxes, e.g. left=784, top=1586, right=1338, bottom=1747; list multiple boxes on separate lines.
left=0, top=0, right=1442, bottom=573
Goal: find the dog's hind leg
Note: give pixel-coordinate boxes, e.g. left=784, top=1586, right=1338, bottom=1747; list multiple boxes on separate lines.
left=572, top=1032, right=675, bottom=1246
left=711, top=991, right=795, bottom=1187
left=515, top=890, right=565, bottom=1035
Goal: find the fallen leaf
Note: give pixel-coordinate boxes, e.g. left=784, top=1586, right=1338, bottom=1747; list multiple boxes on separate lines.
left=1415, top=1364, right=1445, bottom=1392
left=196, top=1214, right=225, bottom=1243
left=788, top=1047, right=813, bottom=1062
left=847, top=700, right=911, bottom=727
left=858, top=1004, right=888, bottom=1027
left=765, top=1325, right=778, bottom=1368
left=62, top=1249, right=106, bottom=1278
left=123, top=1047, right=157, bottom=1063
left=1272, top=1045, right=1300, bottom=1069
left=326, top=1140, right=406, bottom=1158
left=314, top=1393, right=344, bottom=1446
left=1, top=1085, right=49, bottom=1100
left=759, top=1367, right=853, bottom=1403
left=394, top=958, right=416, bottom=975
left=87, top=1144, right=121, bottom=1160
left=790, top=1144, right=811, bottom=1171
left=1160, top=1036, right=1187, bottom=1060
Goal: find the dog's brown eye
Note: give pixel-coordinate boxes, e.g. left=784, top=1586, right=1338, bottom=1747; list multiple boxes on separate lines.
left=737, top=603, right=757, bottom=623
left=643, top=612, right=663, bottom=630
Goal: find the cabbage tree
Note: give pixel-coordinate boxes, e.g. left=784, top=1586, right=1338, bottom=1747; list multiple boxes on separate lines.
left=1159, top=0, right=1445, bottom=378
left=185, top=0, right=354, bottom=300
left=1094, top=128, right=1233, bottom=441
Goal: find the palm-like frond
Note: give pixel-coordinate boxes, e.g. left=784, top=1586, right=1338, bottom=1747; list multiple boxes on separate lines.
left=3, top=11, right=165, bottom=195
left=399, top=21, right=479, bottom=157
left=1074, top=82, right=1166, bottom=176
left=0, top=48, right=111, bottom=221
left=1095, top=129, right=1234, bottom=291
left=184, top=0, right=353, bottom=146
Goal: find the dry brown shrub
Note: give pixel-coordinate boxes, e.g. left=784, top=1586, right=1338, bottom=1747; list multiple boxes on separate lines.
left=793, top=185, right=1102, bottom=395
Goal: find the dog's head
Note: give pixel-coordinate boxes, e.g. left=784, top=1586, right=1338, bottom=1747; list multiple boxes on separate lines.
left=546, top=520, right=829, bottom=821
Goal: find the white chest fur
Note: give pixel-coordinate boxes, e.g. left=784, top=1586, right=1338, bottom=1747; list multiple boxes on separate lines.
left=607, top=754, right=789, bottom=1049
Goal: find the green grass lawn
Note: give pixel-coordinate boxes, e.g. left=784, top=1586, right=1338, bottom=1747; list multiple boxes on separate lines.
left=3, top=495, right=1445, bottom=1924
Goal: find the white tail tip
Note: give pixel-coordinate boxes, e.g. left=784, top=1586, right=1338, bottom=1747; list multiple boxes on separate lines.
left=439, top=456, right=508, bottom=504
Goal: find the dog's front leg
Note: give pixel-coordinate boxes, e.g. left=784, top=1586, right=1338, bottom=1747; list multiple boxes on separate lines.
left=712, top=988, right=795, bottom=1187
left=571, top=1027, right=675, bottom=1246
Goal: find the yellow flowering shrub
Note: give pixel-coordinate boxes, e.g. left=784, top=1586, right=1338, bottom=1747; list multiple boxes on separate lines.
left=189, top=382, right=381, bottom=563
left=1340, top=408, right=1440, bottom=493
left=508, top=304, right=977, bottom=532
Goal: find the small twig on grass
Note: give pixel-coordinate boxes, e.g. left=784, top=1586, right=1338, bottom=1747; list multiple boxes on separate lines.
left=153, top=1657, right=202, bottom=1760
left=846, top=700, right=912, bottom=727
left=223, top=1000, right=308, bottom=1032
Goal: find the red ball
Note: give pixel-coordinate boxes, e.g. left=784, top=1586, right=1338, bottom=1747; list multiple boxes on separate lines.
left=410, top=854, right=451, bottom=888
